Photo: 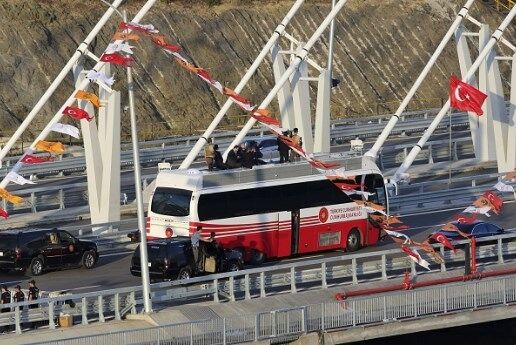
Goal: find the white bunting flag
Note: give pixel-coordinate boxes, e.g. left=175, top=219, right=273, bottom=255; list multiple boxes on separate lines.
left=384, top=229, right=411, bottom=245
left=494, top=181, right=515, bottom=194
left=105, top=42, right=134, bottom=55
left=51, top=123, right=80, bottom=139
left=463, top=205, right=491, bottom=217
left=86, top=70, right=115, bottom=86
left=6, top=172, right=35, bottom=185
left=409, top=248, right=431, bottom=270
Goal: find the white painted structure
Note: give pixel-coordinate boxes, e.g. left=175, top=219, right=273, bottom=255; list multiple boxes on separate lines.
left=0, top=0, right=158, bottom=226
left=393, top=5, right=516, bottom=181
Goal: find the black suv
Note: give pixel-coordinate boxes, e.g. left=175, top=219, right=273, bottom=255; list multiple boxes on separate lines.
left=130, top=237, right=243, bottom=280
left=0, top=229, right=98, bottom=276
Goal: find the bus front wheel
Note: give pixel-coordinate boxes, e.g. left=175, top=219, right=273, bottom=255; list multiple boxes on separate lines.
left=346, top=229, right=361, bottom=252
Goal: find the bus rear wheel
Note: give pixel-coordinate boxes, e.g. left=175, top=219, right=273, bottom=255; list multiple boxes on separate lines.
left=346, top=229, right=361, bottom=252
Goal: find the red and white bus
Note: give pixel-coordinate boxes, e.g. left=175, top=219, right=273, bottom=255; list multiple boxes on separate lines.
left=147, top=160, right=388, bottom=263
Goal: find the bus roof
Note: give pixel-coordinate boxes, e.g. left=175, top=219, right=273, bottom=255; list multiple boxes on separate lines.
left=155, top=154, right=380, bottom=192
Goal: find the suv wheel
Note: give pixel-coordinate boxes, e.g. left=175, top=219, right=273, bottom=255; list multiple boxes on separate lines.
left=250, top=250, right=266, bottom=265
left=82, top=251, right=97, bottom=269
left=227, top=260, right=240, bottom=272
left=178, top=267, right=191, bottom=280
left=30, top=256, right=44, bottom=276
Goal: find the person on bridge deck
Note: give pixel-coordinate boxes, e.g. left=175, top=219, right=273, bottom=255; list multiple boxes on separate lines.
left=290, top=128, right=302, bottom=162
left=213, top=144, right=226, bottom=170
left=0, top=284, right=11, bottom=333
left=13, top=285, right=25, bottom=310
left=226, top=145, right=242, bottom=169
left=191, top=226, right=202, bottom=267
left=277, top=130, right=291, bottom=163
left=28, top=280, right=39, bottom=329
left=0, top=285, right=10, bottom=313
left=204, top=138, right=215, bottom=171
left=28, top=280, right=39, bottom=309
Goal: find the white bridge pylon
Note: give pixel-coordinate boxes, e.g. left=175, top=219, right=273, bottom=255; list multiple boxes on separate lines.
left=178, top=0, right=342, bottom=169
left=364, top=0, right=515, bottom=181
left=0, top=0, right=158, bottom=224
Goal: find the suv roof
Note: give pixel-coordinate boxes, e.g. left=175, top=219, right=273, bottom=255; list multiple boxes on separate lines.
left=0, top=229, right=52, bottom=235
left=147, top=237, right=191, bottom=246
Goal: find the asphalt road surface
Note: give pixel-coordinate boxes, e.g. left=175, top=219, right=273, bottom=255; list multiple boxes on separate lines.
left=1, top=201, right=514, bottom=294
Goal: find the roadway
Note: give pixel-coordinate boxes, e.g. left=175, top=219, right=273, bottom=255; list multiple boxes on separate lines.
left=1, top=201, right=514, bottom=294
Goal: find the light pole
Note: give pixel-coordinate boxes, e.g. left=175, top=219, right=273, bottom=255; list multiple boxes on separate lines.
left=122, top=10, right=153, bottom=314
left=100, top=0, right=153, bottom=313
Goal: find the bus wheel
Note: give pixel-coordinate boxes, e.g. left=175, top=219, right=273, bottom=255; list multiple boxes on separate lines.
left=346, top=229, right=361, bottom=252
left=250, top=250, right=266, bottom=265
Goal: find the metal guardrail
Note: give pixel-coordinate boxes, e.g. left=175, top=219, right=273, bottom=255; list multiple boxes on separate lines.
left=0, top=110, right=470, bottom=178
left=31, top=273, right=516, bottom=345
left=1, top=229, right=515, bottom=334
left=0, top=137, right=479, bottom=217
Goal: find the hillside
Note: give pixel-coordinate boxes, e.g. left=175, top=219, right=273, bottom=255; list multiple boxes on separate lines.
left=0, top=0, right=513, bottom=140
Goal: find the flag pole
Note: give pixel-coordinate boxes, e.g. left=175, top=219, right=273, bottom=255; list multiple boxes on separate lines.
left=448, top=107, right=452, bottom=185
left=123, top=10, right=152, bottom=314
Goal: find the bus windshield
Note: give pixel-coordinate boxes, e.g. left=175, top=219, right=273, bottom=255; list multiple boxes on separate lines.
left=151, top=187, right=192, bottom=217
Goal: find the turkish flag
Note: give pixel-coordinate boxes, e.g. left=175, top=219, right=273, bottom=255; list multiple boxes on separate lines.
left=454, top=213, right=477, bottom=224
left=449, top=75, right=487, bottom=116
left=20, top=154, right=53, bottom=164
left=429, top=233, right=456, bottom=253
left=100, top=53, right=134, bottom=67
left=0, top=208, right=8, bottom=219
left=63, top=106, right=92, bottom=121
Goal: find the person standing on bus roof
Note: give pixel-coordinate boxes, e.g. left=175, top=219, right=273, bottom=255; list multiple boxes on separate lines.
left=204, top=138, right=215, bottom=171
left=226, top=145, right=242, bottom=169
left=213, top=144, right=226, bottom=170
left=290, top=128, right=302, bottom=162
left=191, top=226, right=202, bottom=266
left=277, top=131, right=291, bottom=163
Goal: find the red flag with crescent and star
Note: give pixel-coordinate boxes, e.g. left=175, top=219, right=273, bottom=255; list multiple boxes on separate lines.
left=429, top=232, right=456, bottom=253
left=0, top=208, right=8, bottom=219
left=449, top=75, right=487, bottom=116
left=63, top=106, right=92, bottom=121
left=20, top=154, right=54, bottom=164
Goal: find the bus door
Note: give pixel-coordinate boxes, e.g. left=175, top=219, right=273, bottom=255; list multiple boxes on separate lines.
left=290, top=210, right=300, bottom=255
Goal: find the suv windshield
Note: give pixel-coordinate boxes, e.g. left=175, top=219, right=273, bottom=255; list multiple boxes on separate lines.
left=151, top=188, right=192, bottom=217
left=0, top=234, right=17, bottom=249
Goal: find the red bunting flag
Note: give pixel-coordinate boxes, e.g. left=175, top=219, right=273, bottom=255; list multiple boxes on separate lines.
left=483, top=191, right=503, bottom=214
left=251, top=109, right=280, bottom=126
left=100, top=53, right=134, bottom=67
left=223, top=87, right=255, bottom=111
left=449, top=75, right=487, bottom=116
left=151, top=35, right=182, bottom=53
left=454, top=213, right=477, bottom=224
left=20, top=155, right=54, bottom=164
left=63, top=106, right=92, bottom=121
left=333, top=182, right=363, bottom=191
left=429, top=232, right=456, bottom=253
left=309, top=159, right=340, bottom=170
left=0, top=208, right=8, bottom=219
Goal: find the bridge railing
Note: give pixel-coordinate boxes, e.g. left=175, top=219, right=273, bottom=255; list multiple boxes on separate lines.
left=2, top=229, right=516, bottom=334
left=30, top=273, right=516, bottom=344
left=0, top=110, right=470, bottom=176
left=0, top=137, right=481, bottom=217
